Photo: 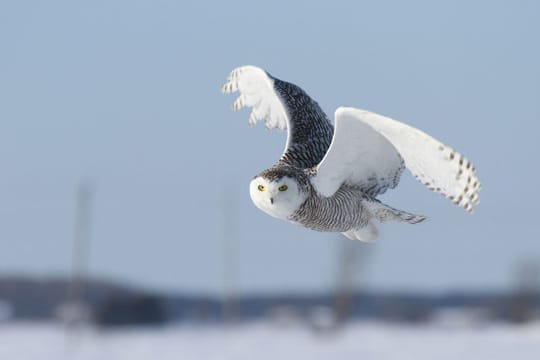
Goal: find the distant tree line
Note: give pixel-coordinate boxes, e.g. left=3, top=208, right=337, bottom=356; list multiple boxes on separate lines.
left=1, top=276, right=539, bottom=326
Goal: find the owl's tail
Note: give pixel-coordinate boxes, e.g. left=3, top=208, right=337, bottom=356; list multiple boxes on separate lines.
left=362, top=198, right=427, bottom=224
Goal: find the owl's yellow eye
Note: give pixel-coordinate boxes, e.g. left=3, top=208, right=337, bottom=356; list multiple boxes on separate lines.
left=278, top=184, right=288, bottom=191
left=257, top=184, right=265, bottom=191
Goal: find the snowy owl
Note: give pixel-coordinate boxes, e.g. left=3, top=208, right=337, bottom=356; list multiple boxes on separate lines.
left=222, top=66, right=481, bottom=242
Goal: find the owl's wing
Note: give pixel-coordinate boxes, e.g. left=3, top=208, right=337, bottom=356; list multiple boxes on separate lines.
left=312, top=107, right=481, bottom=213
left=222, top=66, right=334, bottom=169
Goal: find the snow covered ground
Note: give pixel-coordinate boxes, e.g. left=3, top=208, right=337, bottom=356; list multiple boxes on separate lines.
left=1, top=320, right=540, bottom=360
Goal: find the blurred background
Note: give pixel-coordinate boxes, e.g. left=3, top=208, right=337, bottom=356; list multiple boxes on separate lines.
left=0, top=0, right=539, bottom=359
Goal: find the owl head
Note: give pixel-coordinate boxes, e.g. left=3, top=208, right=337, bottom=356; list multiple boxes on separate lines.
left=250, top=168, right=308, bottom=220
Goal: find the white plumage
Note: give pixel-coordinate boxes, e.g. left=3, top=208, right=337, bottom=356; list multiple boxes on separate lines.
left=314, top=107, right=481, bottom=212
left=223, top=65, right=481, bottom=241
left=312, top=108, right=404, bottom=198
left=222, top=66, right=289, bottom=130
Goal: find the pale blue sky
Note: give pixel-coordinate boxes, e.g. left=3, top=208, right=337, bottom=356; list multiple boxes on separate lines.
left=0, top=0, right=538, bottom=295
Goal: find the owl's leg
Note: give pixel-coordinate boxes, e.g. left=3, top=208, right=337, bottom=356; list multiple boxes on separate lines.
left=342, top=222, right=378, bottom=243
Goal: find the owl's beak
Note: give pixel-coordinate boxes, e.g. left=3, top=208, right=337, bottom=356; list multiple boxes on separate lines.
left=270, top=197, right=274, bottom=205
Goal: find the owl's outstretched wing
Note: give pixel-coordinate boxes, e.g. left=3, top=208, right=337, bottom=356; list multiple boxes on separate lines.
left=222, top=66, right=334, bottom=169
left=312, top=107, right=481, bottom=213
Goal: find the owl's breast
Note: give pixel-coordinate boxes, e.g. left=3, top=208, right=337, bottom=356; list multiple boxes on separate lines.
left=288, top=186, right=370, bottom=232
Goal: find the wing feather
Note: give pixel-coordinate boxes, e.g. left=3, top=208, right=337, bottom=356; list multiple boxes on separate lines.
left=222, top=66, right=334, bottom=169
left=222, top=66, right=288, bottom=129
left=312, top=109, right=404, bottom=198
left=313, top=107, right=481, bottom=213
